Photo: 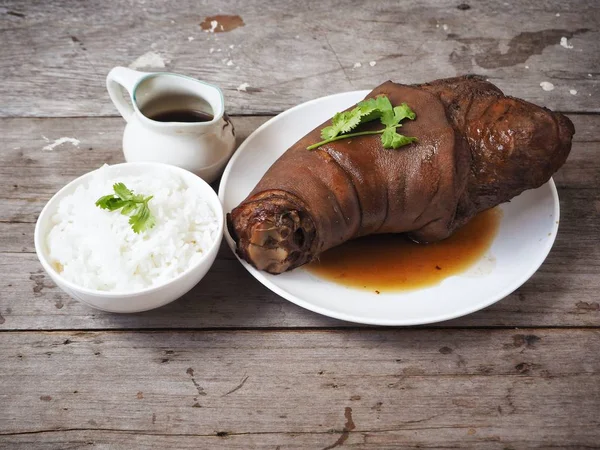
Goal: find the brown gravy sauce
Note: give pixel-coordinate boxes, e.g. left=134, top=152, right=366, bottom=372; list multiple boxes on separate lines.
left=148, top=109, right=213, bottom=123
left=306, top=208, right=502, bottom=293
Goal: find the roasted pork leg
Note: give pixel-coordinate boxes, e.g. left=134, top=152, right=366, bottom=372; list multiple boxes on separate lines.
left=227, top=76, right=574, bottom=274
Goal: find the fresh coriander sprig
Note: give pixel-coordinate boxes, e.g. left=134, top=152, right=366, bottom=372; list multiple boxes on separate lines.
left=95, top=182, right=156, bottom=234
left=307, top=95, right=417, bottom=151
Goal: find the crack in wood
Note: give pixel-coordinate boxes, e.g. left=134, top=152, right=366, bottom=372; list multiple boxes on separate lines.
left=323, top=33, right=352, bottom=87
left=401, top=413, right=442, bottom=425
left=6, top=10, right=26, bottom=18
left=2, top=422, right=599, bottom=438
left=222, top=375, right=249, bottom=397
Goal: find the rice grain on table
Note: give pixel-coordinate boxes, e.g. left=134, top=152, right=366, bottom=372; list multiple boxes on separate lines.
left=46, top=166, right=218, bottom=292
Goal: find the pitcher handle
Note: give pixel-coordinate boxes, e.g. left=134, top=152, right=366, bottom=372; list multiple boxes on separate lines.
left=106, top=67, right=150, bottom=123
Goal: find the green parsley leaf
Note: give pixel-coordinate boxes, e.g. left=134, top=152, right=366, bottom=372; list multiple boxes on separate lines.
left=381, top=128, right=397, bottom=148
left=378, top=102, right=417, bottom=149
left=373, top=95, right=393, bottom=113
left=95, top=183, right=156, bottom=234
left=129, top=202, right=155, bottom=234
left=380, top=109, right=396, bottom=128
left=380, top=102, right=414, bottom=128
left=355, top=97, right=382, bottom=122
left=335, top=111, right=361, bottom=134
left=319, top=95, right=399, bottom=141
left=320, top=125, right=338, bottom=140
left=112, top=182, right=134, bottom=201
left=120, top=202, right=137, bottom=216
left=321, top=110, right=360, bottom=139
left=393, top=103, right=416, bottom=123
left=381, top=128, right=418, bottom=149
left=95, top=195, right=125, bottom=211
left=307, top=94, right=417, bottom=151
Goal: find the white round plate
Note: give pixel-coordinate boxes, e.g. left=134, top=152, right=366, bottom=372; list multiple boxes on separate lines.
left=218, top=91, right=560, bottom=325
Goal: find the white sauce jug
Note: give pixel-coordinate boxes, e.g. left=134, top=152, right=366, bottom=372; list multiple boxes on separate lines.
left=106, top=67, right=235, bottom=183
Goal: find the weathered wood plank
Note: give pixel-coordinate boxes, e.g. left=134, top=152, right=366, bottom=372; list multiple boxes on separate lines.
left=3, top=426, right=600, bottom=450
left=1, top=234, right=599, bottom=330
left=0, top=115, right=598, bottom=222
left=0, top=252, right=342, bottom=328
left=0, top=0, right=598, bottom=117
left=0, top=115, right=269, bottom=222
left=0, top=329, right=599, bottom=449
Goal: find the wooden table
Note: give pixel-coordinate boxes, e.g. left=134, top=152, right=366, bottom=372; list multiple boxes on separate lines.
left=1, top=1, right=599, bottom=448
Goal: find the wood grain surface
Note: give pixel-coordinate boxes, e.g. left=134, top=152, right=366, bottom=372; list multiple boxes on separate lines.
left=1, top=330, right=599, bottom=449
left=1, top=0, right=599, bottom=448
left=0, top=0, right=598, bottom=117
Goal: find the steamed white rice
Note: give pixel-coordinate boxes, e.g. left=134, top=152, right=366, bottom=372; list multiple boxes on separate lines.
left=46, top=165, right=218, bottom=292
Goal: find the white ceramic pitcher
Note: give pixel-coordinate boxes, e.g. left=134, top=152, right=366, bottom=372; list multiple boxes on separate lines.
left=106, top=67, right=236, bottom=183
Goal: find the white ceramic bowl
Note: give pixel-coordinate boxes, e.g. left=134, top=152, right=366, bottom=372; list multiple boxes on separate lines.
left=34, top=162, right=224, bottom=313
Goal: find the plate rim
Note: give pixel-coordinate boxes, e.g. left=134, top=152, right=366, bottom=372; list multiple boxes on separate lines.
left=219, top=91, right=561, bottom=326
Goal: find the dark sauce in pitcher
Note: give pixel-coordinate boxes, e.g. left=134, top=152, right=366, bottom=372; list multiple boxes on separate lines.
left=149, top=109, right=214, bottom=123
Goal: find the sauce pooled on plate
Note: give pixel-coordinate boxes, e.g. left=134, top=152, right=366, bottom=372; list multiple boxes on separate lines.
left=307, top=208, right=502, bottom=293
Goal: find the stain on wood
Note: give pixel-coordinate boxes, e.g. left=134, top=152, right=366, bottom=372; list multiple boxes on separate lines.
left=29, top=270, right=47, bottom=295
left=187, top=368, right=207, bottom=396
left=322, top=407, right=355, bottom=450
left=449, top=28, right=590, bottom=71
left=200, top=15, right=245, bottom=33
left=515, top=362, right=538, bottom=374
left=505, top=334, right=541, bottom=349
left=70, top=35, right=87, bottom=51
left=577, top=301, right=600, bottom=311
